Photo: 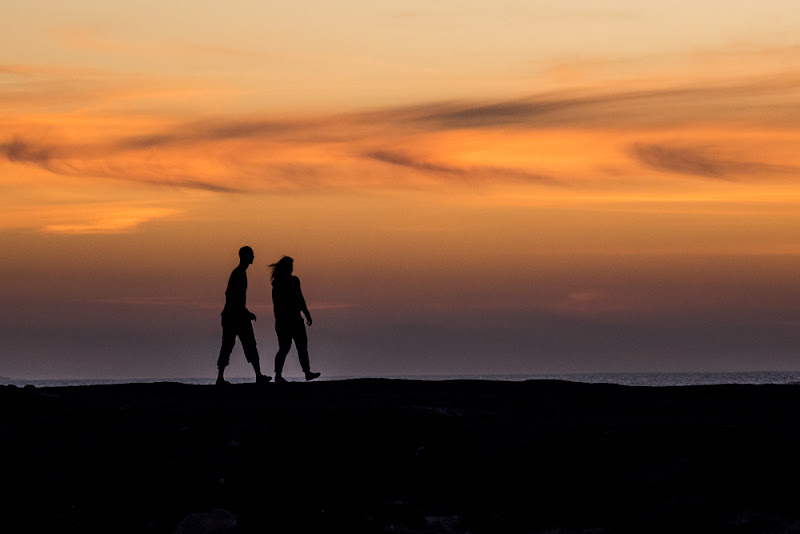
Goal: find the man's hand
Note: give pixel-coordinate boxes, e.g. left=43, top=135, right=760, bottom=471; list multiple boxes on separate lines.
left=249, top=312, right=257, bottom=321
left=306, top=315, right=313, bottom=326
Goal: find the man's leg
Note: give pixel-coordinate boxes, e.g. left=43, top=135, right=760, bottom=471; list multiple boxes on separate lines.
left=240, top=320, right=270, bottom=383
left=217, top=319, right=236, bottom=384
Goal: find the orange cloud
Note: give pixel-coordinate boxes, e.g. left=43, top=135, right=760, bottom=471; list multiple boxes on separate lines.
left=0, top=197, right=180, bottom=234
left=42, top=206, right=180, bottom=234
left=2, top=54, right=800, bottom=200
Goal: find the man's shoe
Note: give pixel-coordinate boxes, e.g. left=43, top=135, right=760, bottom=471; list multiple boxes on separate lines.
left=256, top=374, right=272, bottom=384
left=216, top=378, right=231, bottom=386
left=304, top=371, right=321, bottom=382
left=275, top=375, right=288, bottom=384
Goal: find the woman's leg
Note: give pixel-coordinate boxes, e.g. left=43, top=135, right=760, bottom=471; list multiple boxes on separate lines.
left=293, top=319, right=319, bottom=380
left=274, top=322, right=293, bottom=377
left=293, top=320, right=310, bottom=373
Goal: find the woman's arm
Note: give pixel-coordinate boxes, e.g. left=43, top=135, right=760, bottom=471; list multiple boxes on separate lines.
left=296, top=277, right=312, bottom=326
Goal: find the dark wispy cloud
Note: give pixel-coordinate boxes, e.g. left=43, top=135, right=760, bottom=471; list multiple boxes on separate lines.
left=1, top=137, right=56, bottom=165
left=118, top=120, right=297, bottom=150
left=366, top=150, right=557, bottom=185
left=363, top=75, right=800, bottom=130
left=367, top=150, right=463, bottom=175
left=412, top=99, right=570, bottom=129
left=630, top=143, right=800, bottom=180
left=0, top=136, right=241, bottom=193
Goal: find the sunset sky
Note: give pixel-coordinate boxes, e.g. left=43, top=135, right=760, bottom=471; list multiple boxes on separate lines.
left=4, top=1, right=800, bottom=379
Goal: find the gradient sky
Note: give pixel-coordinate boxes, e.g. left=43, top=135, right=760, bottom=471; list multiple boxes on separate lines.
left=4, top=1, right=800, bottom=379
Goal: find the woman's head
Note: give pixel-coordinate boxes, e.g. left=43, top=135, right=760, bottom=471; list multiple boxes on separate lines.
left=269, top=256, right=294, bottom=280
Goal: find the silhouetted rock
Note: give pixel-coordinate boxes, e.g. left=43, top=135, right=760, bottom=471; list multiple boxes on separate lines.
left=174, top=509, right=237, bottom=534
left=3, top=379, right=800, bottom=533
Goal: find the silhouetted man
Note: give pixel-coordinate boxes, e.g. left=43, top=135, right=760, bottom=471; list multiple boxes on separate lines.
left=216, top=246, right=271, bottom=386
left=269, top=256, right=321, bottom=382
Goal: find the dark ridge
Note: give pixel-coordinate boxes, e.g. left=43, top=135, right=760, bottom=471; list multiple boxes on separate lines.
left=3, top=380, right=800, bottom=533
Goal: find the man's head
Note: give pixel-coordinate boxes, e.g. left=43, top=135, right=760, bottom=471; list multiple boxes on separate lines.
left=239, top=246, right=254, bottom=266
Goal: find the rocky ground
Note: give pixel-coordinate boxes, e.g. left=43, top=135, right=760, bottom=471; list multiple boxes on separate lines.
left=3, top=379, right=800, bottom=533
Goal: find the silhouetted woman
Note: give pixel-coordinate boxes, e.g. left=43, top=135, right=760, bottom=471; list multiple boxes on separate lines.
left=269, top=256, right=321, bottom=382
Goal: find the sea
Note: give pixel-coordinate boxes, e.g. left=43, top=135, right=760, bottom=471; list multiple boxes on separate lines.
left=4, top=371, right=800, bottom=388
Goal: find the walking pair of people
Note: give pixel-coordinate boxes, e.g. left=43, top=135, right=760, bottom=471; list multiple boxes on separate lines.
left=216, top=246, right=320, bottom=385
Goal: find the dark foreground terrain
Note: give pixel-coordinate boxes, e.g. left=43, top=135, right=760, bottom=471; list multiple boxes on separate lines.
left=3, top=379, right=800, bottom=533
